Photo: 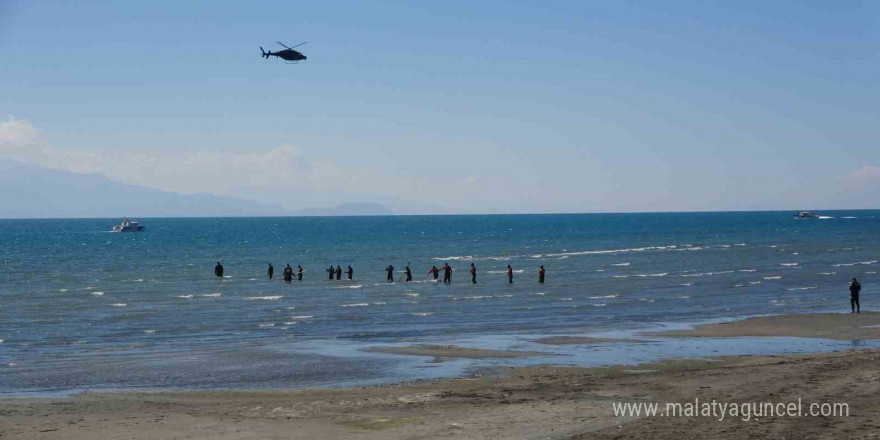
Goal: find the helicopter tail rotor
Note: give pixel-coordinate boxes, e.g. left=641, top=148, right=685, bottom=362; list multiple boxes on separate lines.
left=260, top=47, right=268, bottom=59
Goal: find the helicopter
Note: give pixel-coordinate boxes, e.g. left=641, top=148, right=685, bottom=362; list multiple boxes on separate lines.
left=260, top=41, right=307, bottom=63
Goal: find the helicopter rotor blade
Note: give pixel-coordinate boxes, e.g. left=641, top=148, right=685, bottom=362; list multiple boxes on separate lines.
left=290, top=41, right=308, bottom=49
left=275, top=41, right=292, bottom=49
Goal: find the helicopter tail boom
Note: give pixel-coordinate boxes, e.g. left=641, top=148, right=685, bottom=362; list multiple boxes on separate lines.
left=260, top=47, right=270, bottom=59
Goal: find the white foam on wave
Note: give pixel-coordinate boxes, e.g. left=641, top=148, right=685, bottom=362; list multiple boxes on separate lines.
left=867, top=271, right=877, bottom=274
left=533, top=292, right=546, bottom=296
left=680, top=270, right=734, bottom=277
left=677, top=295, right=690, bottom=299
left=841, top=216, right=857, bottom=219
left=245, top=296, right=282, bottom=301
left=612, top=262, right=630, bottom=266
left=749, top=281, right=762, bottom=285
left=111, top=303, right=127, bottom=307
left=780, top=263, right=799, bottom=267
left=595, top=269, right=605, bottom=272
left=763, top=276, right=782, bottom=280
left=258, top=323, right=275, bottom=328
left=133, top=279, right=144, bottom=282
left=283, top=321, right=300, bottom=325
left=202, top=293, right=221, bottom=298
left=636, top=273, right=668, bottom=277
left=412, top=312, right=434, bottom=316
left=680, top=283, right=693, bottom=286
left=178, top=294, right=194, bottom=299
left=738, top=269, right=757, bottom=272
left=589, top=294, right=618, bottom=299
left=593, top=303, right=607, bottom=307
left=818, top=272, right=836, bottom=275
left=91, top=291, right=104, bottom=296
left=372, top=302, right=387, bottom=305
left=143, top=329, right=156, bottom=334
left=639, top=298, right=656, bottom=303
left=787, top=287, right=817, bottom=291
left=335, top=285, right=363, bottom=289
left=560, top=298, right=573, bottom=301
left=818, top=216, right=834, bottom=219
left=557, top=255, right=569, bottom=260
left=405, top=293, right=420, bottom=297
left=341, top=303, right=369, bottom=307
left=291, top=315, right=313, bottom=319
left=59, top=289, right=68, bottom=292
left=612, top=275, right=630, bottom=279
left=223, top=275, right=232, bottom=278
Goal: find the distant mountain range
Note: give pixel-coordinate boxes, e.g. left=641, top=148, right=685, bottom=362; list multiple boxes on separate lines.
left=0, top=160, right=393, bottom=219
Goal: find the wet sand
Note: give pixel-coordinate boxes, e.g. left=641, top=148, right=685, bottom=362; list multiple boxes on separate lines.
left=3, top=349, right=880, bottom=439
left=533, top=336, right=648, bottom=345
left=365, top=344, right=552, bottom=359
left=651, top=312, right=880, bottom=340
left=5, top=313, right=880, bottom=439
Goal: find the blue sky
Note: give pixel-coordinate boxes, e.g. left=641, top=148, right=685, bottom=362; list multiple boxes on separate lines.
left=1, top=0, right=878, bottom=213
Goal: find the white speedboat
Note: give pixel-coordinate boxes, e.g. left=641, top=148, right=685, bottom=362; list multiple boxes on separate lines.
left=112, top=218, right=145, bottom=232
left=796, top=211, right=817, bottom=219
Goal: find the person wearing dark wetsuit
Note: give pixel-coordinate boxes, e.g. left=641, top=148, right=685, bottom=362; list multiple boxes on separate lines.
left=538, top=265, right=545, bottom=284
left=283, top=264, right=293, bottom=282
left=440, top=263, right=452, bottom=284
left=405, top=264, right=412, bottom=282
left=428, top=265, right=440, bottom=281
left=214, top=262, right=224, bottom=278
left=507, top=265, right=513, bottom=284
left=850, top=278, right=862, bottom=313
left=336, top=265, right=342, bottom=280
left=347, top=265, right=354, bottom=280
left=297, top=265, right=303, bottom=281
left=470, top=263, right=477, bottom=284
left=268, top=263, right=274, bottom=280
left=327, top=265, right=335, bottom=280
left=386, top=265, right=394, bottom=282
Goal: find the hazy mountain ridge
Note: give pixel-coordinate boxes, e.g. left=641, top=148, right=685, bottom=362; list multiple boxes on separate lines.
left=0, top=161, right=393, bottom=218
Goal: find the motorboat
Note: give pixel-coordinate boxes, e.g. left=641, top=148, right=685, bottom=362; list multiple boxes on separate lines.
left=795, top=211, right=817, bottom=219
left=112, top=218, right=145, bottom=232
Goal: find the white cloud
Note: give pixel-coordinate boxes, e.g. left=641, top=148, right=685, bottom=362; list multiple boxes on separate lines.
left=0, top=115, right=39, bottom=151
left=847, top=165, right=880, bottom=179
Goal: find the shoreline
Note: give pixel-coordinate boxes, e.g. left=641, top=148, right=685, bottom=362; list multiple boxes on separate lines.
left=3, top=312, right=880, bottom=438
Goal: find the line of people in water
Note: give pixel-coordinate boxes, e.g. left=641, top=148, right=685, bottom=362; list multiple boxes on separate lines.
left=216, top=262, right=547, bottom=284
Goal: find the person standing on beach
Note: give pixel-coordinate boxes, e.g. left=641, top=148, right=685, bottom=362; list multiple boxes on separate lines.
left=297, top=265, right=303, bottom=281
left=428, top=265, right=440, bottom=281
left=539, top=265, right=545, bottom=284
left=507, top=265, right=514, bottom=284
left=386, top=264, right=395, bottom=282
left=440, top=263, right=452, bottom=284
left=850, top=278, right=862, bottom=313
left=336, top=265, right=342, bottom=280
left=347, top=265, right=354, bottom=280
left=405, top=264, right=413, bottom=282
left=214, top=262, right=224, bottom=278
left=470, top=263, right=477, bottom=283
left=268, top=263, right=274, bottom=280
left=283, top=264, right=293, bottom=282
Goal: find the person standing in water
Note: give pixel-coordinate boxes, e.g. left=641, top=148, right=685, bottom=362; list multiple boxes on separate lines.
left=470, top=263, right=477, bottom=284
left=336, top=265, right=342, bottom=280
left=347, top=265, right=354, bottom=280
left=267, top=263, right=274, bottom=280
left=386, top=265, right=395, bottom=282
left=850, top=278, right=862, bottom=313
left=428, top=265, right=440, bottom=281
left=405, top=263, right=413, bottom=282
left=507, top=264, right=513, bottom=284
left=538, top=265, right=545, bottom=284
left=327, top=265, right=335, bottom=280
left=214, top=262, right=224, bottom=278
left=283, top=264, right=293, bottom=282
left=440, top=263, right=452, bottom=284
left=297, top=265, right=303, bottom=281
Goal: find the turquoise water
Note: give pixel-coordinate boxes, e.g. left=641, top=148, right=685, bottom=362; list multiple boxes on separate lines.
left=1, top=211, right=878, bottom=395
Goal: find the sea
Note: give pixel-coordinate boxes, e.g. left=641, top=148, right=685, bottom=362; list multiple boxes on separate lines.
left=1, top=211, right=878, bottom=396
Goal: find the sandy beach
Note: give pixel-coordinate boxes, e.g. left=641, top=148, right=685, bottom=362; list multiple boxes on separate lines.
left=651, top=312, right=880, bottom=340
left=3, top=312, right=880, bottom=439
